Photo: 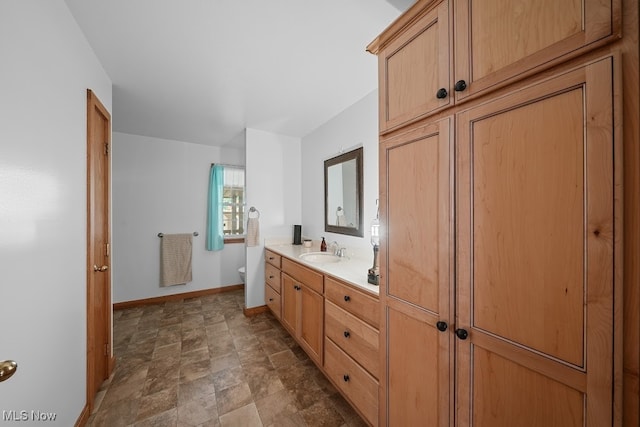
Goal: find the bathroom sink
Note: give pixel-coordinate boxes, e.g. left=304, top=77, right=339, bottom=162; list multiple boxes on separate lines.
left=299, top=252, right=342, bottom=263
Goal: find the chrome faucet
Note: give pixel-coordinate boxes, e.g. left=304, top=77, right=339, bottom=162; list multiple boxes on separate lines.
left=329, top=241, right=347, bottom=257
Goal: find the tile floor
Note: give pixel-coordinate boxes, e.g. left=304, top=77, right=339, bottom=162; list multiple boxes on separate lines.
left=87, top=289, right=367, bottom=427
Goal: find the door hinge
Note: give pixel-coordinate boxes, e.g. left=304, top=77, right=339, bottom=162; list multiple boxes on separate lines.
left=104, top=343, right=109, bottom=356
left=104, top=142, right=110, bottom=155
left=105, top=243, right=110, bottom=257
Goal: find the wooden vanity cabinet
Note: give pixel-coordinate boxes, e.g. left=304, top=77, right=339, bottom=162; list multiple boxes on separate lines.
left=369, top=0, right=619, bottom=133
left=264, top=250, right=282, bottom=319
left=281, top=258, right=324, bottom=366
left=324, top=276, right=381, bottom=426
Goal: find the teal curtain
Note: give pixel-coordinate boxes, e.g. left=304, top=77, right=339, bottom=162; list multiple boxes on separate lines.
left=206, top=164, right=225, bottom=251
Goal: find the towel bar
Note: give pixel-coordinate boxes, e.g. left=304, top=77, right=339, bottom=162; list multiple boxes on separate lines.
left=158, top=232, right=199, bottom=238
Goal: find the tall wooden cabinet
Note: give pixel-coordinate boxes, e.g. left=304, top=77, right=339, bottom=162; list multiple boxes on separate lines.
left=369, top=0, right=625, bottom=425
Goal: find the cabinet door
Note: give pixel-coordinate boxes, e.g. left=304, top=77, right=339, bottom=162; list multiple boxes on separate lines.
left=299, top=284, right=324, bottom=366
left=378, top=0, right=451, bottom=133
left=281, top=273, right=298, bottom=336
left=380, top=117, right=454, bottom=427
left=456, top=56, right=620, bottom=427
left=454, top=0, right=618, bottom=102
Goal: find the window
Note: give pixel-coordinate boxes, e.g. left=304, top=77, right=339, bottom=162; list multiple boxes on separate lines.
left=222, top=166, right=245, bottom=237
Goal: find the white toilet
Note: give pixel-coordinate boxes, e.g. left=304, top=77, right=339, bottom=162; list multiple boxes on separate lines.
left=238, top=266, right=245, bottom=284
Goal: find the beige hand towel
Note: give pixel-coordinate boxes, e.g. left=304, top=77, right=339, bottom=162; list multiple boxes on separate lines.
left=160, top=233, right=193, bottom=287
left=247, top=217, right=260, bottom=247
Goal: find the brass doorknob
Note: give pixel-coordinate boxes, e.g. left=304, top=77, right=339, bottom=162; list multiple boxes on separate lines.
left=0, top=360, right=17, bottom=382
left=93, top=265, right=109, bottom=272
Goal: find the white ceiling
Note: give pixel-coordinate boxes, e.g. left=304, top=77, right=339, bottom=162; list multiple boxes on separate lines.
left=64, top=0, right=411, bottom=147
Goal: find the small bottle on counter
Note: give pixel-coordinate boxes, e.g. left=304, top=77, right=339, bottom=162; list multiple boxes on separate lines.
left=320, top=237, right=327, bottom=252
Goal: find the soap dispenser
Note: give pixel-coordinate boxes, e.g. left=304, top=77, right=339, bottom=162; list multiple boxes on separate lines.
left=320, top=237, right=327, bottom=252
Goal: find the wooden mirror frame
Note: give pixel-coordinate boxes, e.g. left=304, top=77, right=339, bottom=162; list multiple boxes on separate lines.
left=324, top=147, right=364, bottom=237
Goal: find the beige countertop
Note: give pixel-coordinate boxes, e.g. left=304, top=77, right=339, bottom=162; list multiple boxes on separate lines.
left=264, top=242, right=380, bottom=296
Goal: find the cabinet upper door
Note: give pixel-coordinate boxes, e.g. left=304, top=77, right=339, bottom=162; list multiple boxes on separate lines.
left=456, top=55, right=620, bottom=427
left=454, top=0, right=619, bottom=102
left=377, top=0, right=451, bottom=133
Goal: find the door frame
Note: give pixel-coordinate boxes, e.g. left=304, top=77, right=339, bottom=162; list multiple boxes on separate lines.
left=86, top=89, right=113, bottom=413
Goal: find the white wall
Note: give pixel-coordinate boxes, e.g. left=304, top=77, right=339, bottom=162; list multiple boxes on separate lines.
left=0, top=1, right=112, bottom=425
left=112, top=132, right=246, bottom=303
left=245, top=129, right=302, bottom=308
left=301, top=90, right=379, bottom=251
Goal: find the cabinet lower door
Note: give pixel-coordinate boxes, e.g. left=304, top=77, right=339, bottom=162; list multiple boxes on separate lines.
left=456, top=56, right=620, bottom=427
left=281, top=273, right=298, bottom=335
left=299, top=285, right=324, bottom=365
left=381, top=117, right=454, bottom=426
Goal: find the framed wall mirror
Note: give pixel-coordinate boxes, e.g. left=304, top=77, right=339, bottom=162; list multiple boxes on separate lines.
left=324, top=147, right=363, bottom=237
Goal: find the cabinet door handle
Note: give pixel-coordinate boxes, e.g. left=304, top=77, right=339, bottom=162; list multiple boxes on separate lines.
left=343, top=330, right=350, bottom=338
left=436, top=88, right=448, bottom=99
left=344, top=295, right=351, bottom=302
left=455, top=328, right=469, bottom=340
left=454, top=80, right=467, bottom=92
left=436, top=321, right=448, bottom=332
left=268, top=298, right=274, bottom=302
left=269, top=256, right=274, bottom=260
left=269, top=275, right=275, bottom=279
left=343, top=374, right=350, bottom=382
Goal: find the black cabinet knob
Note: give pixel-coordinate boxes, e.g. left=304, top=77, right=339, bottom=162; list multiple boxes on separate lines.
left=436, top=88, right=448, bottom=99
left=268, top=298, right=273, bottom=302
left=436, top=321, right=448, bottom=332
left=269, top=275, right=274, bottom=279
left=343, top=374, right=350, bottom=382
left=343, top=330, right=350, bottom=338
left=455, top=328, right=469, bottom=340
left=454, top=80, right=467, bottom=92
left=344, top=295, right=351, bottom=302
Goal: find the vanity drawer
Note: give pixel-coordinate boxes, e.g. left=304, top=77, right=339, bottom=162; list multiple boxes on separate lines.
left=265, top=284, right=281, bottom=320
left=325, top=301, right=379, bottom=379
left=265, top=263, right=281, bottom=292
left=324, top=338, right=379, bottom=427
left=282, top=258, right=323, bottom=294
left=325, top=277, right=379, bottom=329
left=265, top=250, right=281, bottom=268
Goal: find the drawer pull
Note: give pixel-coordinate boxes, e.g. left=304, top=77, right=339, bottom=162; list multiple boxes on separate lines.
left=344, top=295, right=351, bottom=302
left=343, top=374, right=350, bottom=382
left=269, top=298, right=274, bottom=302
left=294, top=285, right=301, bottom=291
left=269, top=256, right=274, bottom=260
left=269, top=275, right=275, bottom=279
left=436, top=321, right=448, bottom=332
left=436, top=87, right=448, bottom=99
left=454, top=79, right=467, bottom=92
left=455, top=328, right=469, bottom=340
left=343, top=330, right=350, bottom=338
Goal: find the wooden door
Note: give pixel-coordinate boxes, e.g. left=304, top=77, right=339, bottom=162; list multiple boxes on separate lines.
left=281, top=273, right=298, bottom=335
left=454, top=0, right=618, bottom=102
left=377, top=0, right=451, bottom=133
left=298, top=285, right=324, bottom=365
left=380, top=117, right=454, bottom=426
left=456, top=56, right=621, bottom=426
left=86, top=89, right=112, bottom=408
